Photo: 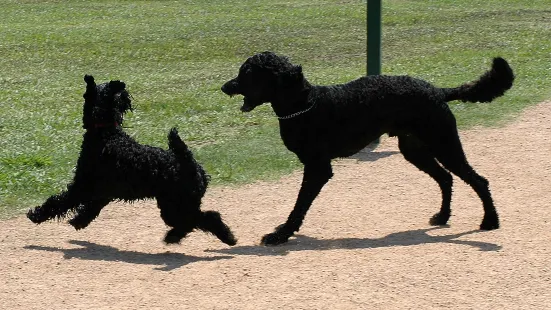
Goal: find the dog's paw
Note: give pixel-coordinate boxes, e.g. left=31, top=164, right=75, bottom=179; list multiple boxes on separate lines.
left=27, top=208, right=47, bottom=224
left=163, top=236, right=182, bottom=244
left=163, top=235, right=182, bottom=244
left=429, top=212, right=450, bottom=226
left=480, top=215, right=499, bottom=230
left=261, top=232, right=290, bottom=246
left=164, top=228, right=185, bottom=244
left=223, top=235, right=238, bottom=246
left=68, top=218, right=88, bottom=231
left=26, top=209, right=38, bottom=223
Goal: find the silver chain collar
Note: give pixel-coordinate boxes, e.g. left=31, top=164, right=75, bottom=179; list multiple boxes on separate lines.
left=277, top=101, right=317, bottom=120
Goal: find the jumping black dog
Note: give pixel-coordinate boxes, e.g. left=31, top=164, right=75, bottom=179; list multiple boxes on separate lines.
left=27, top=75, right=237, bottom=246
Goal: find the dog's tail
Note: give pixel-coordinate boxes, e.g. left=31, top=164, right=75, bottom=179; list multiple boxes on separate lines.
left=168, top=126, right=211, bottom=192
left=197, top=211, right=237, bottom=246
left=167, top=127, right=194, bottom=161
left=441, top=57, right=514, bottom=103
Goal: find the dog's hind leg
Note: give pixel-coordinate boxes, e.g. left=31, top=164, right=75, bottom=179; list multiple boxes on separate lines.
left=431, top=134, right=499, bottom=230
left=158, top=197, right=220, bottom=244
left=159, top=204, right=198, bottom=244
left=261, top=161, right=333, bottom=245
left=197, top=211, right=237, bottom=246
left=398, top=135, right=453, bottom=226
left=68, top=199, right=110, bottom=230
left=161, top=200, right=237, bottom=246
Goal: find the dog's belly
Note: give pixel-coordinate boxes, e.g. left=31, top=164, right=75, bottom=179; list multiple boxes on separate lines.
left=332, top=138, right=378, bottom=157
left=325, top=125, right=382, bottom=157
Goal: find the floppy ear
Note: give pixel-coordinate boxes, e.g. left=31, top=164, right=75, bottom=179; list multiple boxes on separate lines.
left=83, top=75, right=97, bottom=99
left=278, top=65, right=304, bottom=87
left=109, top=80, right=133, bottom=112
left=108, top=80, right=126, bottom=93
left=291, top=65, right=303, bottom=80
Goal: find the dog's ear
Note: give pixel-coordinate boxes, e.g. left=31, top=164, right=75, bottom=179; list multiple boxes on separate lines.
left=108, top=80, right=126, bottom=93
left=291, top=65, right=303, bottom=78
left=84, top=75, right=95, bottom=85
left=83, top=75, right=96, bottom=99
left=109, top=80, right=133, bottom=112
left=278, top=65, right=304, bottom=87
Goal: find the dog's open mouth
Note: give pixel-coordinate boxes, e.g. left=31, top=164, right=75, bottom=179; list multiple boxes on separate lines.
left=240, top=97, right=256, bottom=112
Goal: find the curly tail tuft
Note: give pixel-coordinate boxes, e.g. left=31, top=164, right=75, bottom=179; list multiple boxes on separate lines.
left=442, top=57, right=514, bottom=103
left=167, top=127, right=193, bottom=160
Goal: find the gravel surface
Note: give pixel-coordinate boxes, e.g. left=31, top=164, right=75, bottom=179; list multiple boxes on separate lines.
left=1, top=101, right=550, bottom=309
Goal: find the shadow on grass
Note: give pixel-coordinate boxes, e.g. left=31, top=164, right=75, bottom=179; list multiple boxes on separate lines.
left=24, top=240, right=232, bottom=271
left=207, top=227, right=501, bottom=257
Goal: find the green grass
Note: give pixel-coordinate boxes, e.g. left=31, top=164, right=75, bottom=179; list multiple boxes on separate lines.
left=1, top=0, right=550, bottom=217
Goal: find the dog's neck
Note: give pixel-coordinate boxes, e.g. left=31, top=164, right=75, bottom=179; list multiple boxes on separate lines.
left=91, top=122, right=119, bottom=129
left=82, top=107, right=124, bottom=130
left=274, top=97, right=316, bottom=120
left=272, top=80, right=314, bottom=120
left=83, top=121, right=120, bottom=130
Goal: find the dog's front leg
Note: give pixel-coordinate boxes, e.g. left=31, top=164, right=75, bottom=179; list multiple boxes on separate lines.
left=27, top=187, right=82, bottom=224
left=261, top=161, right=333, bottom=246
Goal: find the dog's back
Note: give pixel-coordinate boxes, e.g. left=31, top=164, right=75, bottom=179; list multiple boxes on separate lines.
left=279, top=75, right=446, bottom=158
left=82, top=128, right=206, bottom=201
left=312, top=57, right=513, bottom=123
left=280, top=57, right=513, bottom=160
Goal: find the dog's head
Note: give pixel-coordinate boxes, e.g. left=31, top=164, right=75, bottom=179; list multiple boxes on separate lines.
left=221, top=51, right=306, bottom=112
left=82, top=75, right=132, bottom=129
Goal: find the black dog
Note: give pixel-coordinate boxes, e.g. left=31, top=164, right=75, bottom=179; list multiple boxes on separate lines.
left=27, top=75, right=237, bottom=246
left=222, top=51, right=514, bottom=245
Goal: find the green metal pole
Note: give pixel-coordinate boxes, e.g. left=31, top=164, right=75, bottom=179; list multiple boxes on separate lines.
left=367, top=0, right=381, bottom=148
left=367, top=0, right=381, bottom=76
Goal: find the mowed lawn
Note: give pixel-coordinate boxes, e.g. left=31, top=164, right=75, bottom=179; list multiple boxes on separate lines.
left=0, top=0, right=550, bottom=216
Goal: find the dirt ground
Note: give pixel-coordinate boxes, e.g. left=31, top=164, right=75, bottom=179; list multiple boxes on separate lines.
left=1, top=101, right=550, bottom=310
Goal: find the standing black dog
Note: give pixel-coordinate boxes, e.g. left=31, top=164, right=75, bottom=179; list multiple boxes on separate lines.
left=27, top=75, right=237, bottom=246
left=222, top=51, right=514, bottom=245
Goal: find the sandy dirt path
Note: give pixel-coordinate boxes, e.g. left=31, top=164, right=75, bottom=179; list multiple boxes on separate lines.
left=1, top=101, right=550, bottom=309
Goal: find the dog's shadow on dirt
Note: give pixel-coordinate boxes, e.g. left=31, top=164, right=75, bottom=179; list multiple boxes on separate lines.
left=207, top=227, right=501, bottom=257
left=23, top=228, right=501, bottom=267
left=24, top=240, right=232, bottom=271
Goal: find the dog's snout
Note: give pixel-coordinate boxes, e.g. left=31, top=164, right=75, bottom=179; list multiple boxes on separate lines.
left=221, top=79, right=239, bottom=95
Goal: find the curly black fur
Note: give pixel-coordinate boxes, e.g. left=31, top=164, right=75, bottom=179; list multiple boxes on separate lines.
left=222, top=51, right=514, bottom=245
left=27, top=75, right=237, bottom=246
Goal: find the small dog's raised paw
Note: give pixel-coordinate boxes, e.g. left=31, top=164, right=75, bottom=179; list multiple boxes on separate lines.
left=27, top=208, right=46, bottom=224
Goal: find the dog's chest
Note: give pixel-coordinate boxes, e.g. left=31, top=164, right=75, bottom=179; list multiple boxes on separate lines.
left=278, top=114, right=380, bottom=160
